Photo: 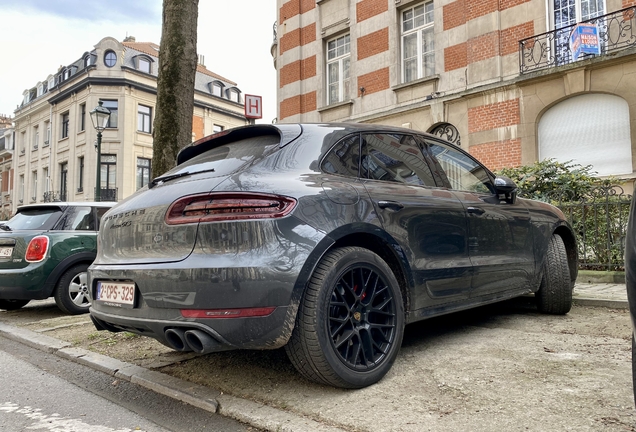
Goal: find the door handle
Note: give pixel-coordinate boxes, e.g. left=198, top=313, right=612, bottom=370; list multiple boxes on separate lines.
left=467, top=206, right=485, bottom=215
left=377, top=200, right=404, bottom=211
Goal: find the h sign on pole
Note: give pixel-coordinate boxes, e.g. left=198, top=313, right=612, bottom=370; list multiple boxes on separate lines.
left=245, top=94, right=263, bottom=119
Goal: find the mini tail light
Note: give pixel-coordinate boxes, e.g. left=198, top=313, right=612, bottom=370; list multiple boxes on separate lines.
left=165, top=192, right=297, bottom=225
left=25, top=236, right=49, bottom=262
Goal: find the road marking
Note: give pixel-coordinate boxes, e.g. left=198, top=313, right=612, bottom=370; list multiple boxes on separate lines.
left=0, top=402, right=146, bottom=432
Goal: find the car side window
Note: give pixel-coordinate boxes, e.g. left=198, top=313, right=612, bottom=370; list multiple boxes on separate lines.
left=361, top=133, right=436, bottom=186
left=321, top=134, right=361, bottom=178
left=422, top=140, right=493, bottom=193
left=64, top=206, right=95, bottom=231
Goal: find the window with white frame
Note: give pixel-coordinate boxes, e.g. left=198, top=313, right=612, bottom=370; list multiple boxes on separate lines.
left=33, top=126, right=39, bottom=149
left=401, top=1, right=435, bottom=83
left=101, top=100, right=118, bottom=128
left=31, top=170, right=37, bottom=201
left=45, top=121, right=50, bottom=146
left=213, top=124, right=224, bottom=134
left=61, top=112, right=69, bottom=139
left=136, top=157, right=151, bottom=190
left=138, top=105, right=152, bottom=133
left=551, top=0, right=605, bottom=63
left=19, top=174, right=24, bottom=203
left=211, top=82, right=223, bottom=97
left=326, top=34, right=350, bottom=105
left=78, top=156, right=84, bottom=192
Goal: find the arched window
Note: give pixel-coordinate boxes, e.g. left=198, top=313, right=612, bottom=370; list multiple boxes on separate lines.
left=430, top=123, right=461, bottom=147
left=226, top=87, right=241, bottom=103
left=209, top=81, right=224, bottom=97
left=538, top=93, right=632, bottom=176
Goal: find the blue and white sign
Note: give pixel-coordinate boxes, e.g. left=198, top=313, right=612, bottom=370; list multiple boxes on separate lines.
left=570, top=23, right=601, bottom=61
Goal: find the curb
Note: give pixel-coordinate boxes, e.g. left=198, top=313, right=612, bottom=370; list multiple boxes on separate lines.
left=0, top=322, right=347, bottom=432
left=573, top=296, right=629, bottom=309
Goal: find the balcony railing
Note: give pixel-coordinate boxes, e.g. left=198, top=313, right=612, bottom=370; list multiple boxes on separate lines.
left=95, top=187, right=118, bottom=202
left=520, top=6, right=636, bottom=74
left=43, top=191, right=65, bottom=202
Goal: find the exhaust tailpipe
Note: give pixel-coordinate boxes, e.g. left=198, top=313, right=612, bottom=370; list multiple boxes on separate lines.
left=184, top=329, right=222, bottom=354
left=164, top=328, right=192, bottom=352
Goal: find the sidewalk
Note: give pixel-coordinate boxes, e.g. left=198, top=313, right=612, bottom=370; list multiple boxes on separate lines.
left=0, top=284, right=630, bottom=432
left=573, top=282, right=628, bottom=309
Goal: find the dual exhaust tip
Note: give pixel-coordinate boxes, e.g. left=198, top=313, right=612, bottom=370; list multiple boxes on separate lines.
left=164, top=327, right=222, bottom=354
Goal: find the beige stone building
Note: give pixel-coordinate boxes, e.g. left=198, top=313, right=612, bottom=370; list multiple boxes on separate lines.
left=273, top=0, right=636, bottom=184
left=11, top=36, right=248, bottom=213
left=0, top=115, right=14, bottom=219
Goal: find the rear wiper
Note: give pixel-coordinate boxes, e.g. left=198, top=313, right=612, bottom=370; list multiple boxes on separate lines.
left=148, top=168, right=215, bottom=189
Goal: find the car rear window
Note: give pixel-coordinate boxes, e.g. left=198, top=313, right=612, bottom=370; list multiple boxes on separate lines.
left=167, top=135, right=281, bottom=178
left=5, top=208, right=63, bottom=231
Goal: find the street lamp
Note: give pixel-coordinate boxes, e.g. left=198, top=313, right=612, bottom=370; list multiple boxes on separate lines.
left=90, top=100, right=110, bottom=201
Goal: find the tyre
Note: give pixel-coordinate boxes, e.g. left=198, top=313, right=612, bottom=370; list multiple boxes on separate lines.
left=0, top=299, right=30, bottom=311
left=632, top=334, right=636, bottom=407
left=285, top=247, right=405, bottom=388
left=536, top=234, right=572, bottom=315
left=54, top=264, right=91, bottom=315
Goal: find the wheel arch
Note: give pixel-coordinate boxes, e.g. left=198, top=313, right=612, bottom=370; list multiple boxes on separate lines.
left=554, top=224, right=578, bottom=286
left=290, top=224, right=414, bottom=322
left=44, top=252, right=96, bottom=296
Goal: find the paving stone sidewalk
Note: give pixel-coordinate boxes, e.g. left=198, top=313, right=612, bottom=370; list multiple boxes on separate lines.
left=573, top=282, right=628, bottom=309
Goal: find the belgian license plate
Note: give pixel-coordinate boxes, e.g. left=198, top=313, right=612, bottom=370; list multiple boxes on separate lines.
left=0, top=247, right=12, bottom=258
left=96, top=281, right=135, bottom=308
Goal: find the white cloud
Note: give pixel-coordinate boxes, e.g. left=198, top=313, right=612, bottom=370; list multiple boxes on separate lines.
left=0, top=1, right=277, bottom=123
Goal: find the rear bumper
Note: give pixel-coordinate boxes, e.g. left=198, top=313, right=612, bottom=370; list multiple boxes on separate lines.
left=89, top=304, right=293, bottom=351
left=0, top=262, right=52, bottom=300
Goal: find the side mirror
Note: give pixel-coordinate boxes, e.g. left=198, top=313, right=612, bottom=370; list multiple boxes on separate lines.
left=493, top=175, right=518, bottom=204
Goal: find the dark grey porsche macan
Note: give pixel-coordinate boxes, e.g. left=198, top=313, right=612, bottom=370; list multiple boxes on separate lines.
left=88, top=123, right=578, bottom=388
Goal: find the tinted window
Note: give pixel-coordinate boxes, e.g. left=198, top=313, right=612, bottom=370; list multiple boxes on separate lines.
left=166, top=135, right=280, bottom=178
left=361, top=133, right=436, bottom=186
left=321, top=134, right=360, bottom=177
left=60, top=206, right=94, bottom=231
left=5, top=208, right=63, bottom=231
left=423, top=140, right=492, bottom=193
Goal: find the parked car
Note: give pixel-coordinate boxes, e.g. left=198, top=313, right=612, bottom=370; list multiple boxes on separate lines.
left=88, top=123, right=578, bottom=388
left=625, top=194, right=636, bottom=405
left=0, top=201, right=114, bottom=314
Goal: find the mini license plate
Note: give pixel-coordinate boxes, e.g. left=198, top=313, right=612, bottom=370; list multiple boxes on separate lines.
left=96, top=281, right=135, bottom=308
left=0, top=247, right=13, bottom=258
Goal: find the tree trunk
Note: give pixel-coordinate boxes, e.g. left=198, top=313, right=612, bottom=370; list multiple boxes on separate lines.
left=152, top=0, right=199, bottom=178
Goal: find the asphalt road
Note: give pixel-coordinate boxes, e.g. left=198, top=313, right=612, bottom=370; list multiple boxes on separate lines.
left=0, top=334, right=258, bottom=432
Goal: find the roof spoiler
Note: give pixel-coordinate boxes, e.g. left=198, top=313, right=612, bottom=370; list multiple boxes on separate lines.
left=176, top=124, right=303, bottom=165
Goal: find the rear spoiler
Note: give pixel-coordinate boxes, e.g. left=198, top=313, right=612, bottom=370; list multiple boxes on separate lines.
left=176, top=124, right=303, bottom=165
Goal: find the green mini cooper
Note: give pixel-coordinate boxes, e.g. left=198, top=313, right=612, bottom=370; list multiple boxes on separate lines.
left=0, top=202, right=113, bottom=314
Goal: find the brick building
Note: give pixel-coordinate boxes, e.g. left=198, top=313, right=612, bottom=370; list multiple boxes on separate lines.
left=273, top=0, right=636, bottom=182
left=11, top=36, right=248, bottom=213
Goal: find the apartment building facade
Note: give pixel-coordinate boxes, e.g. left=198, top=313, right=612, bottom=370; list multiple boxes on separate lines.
left=0, top=115, right=14, bottom=219
left=274, top=0, right=636, bottom=182
left=11, top=36, right=248, bottom=213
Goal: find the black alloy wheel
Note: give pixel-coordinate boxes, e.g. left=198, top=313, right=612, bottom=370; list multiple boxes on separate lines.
left=286, top=246, right=405, bottom=388
left=328, top=265, right=398, bottom=371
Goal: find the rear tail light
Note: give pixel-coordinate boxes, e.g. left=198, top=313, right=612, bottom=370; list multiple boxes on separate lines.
left=25, top=236, right=49, bottom=262
left=165, top=192, right=297, bottom=225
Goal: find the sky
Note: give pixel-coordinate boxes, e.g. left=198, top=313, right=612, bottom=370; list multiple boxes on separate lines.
left=0, top=0, right=277, bottom=124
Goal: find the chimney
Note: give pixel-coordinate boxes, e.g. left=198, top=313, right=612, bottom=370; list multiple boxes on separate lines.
left=198, top=55, right=205, bottom=67
left=123, top=35, right=136, bottom=42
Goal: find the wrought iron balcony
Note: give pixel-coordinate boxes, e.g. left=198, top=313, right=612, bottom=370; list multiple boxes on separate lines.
left=519, top=6, right=636, bottom=74
left=95, top=187, right=118, bottom=202
left=43, top=191, right=64, bottom=202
